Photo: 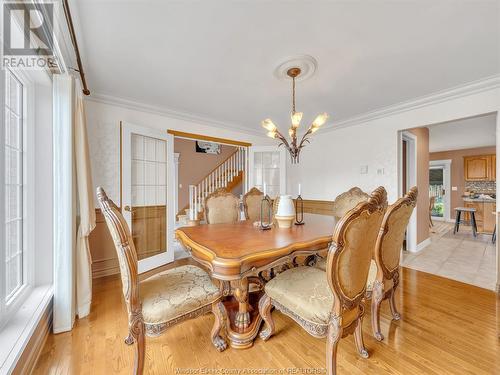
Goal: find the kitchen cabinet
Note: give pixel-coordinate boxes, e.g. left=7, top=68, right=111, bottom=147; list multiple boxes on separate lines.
left=464, top=200, right=496, bottom=234
left=464, top=155, right=494, bottom=181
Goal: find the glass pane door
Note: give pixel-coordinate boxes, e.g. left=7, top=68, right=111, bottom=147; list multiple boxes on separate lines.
left=122, top=122, right=174, bottom=273
left=429, top=167, right=445, bottom=218
left=249, top=146, right=286, bottom=199
left=130, top=134, right=167, bottom=260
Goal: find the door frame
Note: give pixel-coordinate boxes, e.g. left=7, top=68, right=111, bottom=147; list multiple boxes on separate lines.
left=399, top=131, right=418, bottom=252
left=121, top=122, right=175, bottom=273
left=248, top=146, right=287, bottom=197
left=429, top=159, right=452, bottom=222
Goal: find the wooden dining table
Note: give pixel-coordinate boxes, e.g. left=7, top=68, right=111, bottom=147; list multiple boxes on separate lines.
left=175, top=213, right=336, bottom=349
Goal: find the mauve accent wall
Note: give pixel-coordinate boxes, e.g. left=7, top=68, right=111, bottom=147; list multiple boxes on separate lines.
left=175, top=138, right=237, bottom=213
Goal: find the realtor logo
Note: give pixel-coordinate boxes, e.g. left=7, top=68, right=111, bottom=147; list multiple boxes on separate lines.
left=2, top=1, right=58, bottom=69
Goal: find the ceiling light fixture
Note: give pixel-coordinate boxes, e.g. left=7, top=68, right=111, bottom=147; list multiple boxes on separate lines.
left=262, top=67, right=328, bottom=164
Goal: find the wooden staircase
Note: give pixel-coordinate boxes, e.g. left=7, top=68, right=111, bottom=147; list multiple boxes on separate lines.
left=177, top=148, right=246, bottom=222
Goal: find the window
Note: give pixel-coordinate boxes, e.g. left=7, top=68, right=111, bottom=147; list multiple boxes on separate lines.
left=0, top=69, right=31, bottom=326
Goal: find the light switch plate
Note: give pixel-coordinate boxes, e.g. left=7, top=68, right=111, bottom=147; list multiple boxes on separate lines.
left=360, top=165, right=368, bottom=174
left=451, top=186, right=458, bottom=191
left=377, top=168, right=385, bottom=175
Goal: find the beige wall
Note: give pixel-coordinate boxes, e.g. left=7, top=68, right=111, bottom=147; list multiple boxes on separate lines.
left=175, top=139, right=237, bottom=212
left=409, top=127, right=430, bottom=245
left=430, top=146, right=496, bottom=211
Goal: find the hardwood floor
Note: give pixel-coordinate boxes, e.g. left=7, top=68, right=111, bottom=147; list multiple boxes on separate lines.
left=34, top=267, right=500, bottom=374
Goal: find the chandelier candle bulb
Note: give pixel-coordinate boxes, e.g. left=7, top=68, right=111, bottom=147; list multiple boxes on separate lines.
left=298, top=183, right=301, bottom=196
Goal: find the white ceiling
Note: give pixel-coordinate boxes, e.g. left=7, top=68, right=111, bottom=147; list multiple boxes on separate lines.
left=72, top=0, right=500, bottom=134
left=428, top=113, right=497, bottom=153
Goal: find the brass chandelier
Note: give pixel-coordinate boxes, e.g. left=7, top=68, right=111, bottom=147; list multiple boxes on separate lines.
left=262, top=67, right=328, bottom=164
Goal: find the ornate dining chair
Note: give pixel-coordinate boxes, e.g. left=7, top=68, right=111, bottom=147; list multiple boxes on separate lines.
left=366, top=186, right=418, bottom=341
left=204, top=188, right=240, bottom=224
left=97, top=187, right=227, bottom=375
left=243, top=187, right=264, bottom=222
left=331, top=187, right=370, bottom=220
left=315, top=187, right=370, bottom=271
left=259, top=187, right=387, bottom=375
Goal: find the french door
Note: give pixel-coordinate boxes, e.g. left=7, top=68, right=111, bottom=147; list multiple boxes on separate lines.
left=248, top=146, right=286, bottom=198
left=122, top=122, right=175, bottom=273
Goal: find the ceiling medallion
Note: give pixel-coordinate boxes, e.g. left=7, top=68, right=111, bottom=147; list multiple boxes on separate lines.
left=262, top=63, right=328, bottom=164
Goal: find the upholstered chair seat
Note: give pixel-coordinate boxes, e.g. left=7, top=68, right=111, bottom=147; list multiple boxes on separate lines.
left=264, top=266, right=360, bottom=331
left=140, top=265, right=220, bottom=328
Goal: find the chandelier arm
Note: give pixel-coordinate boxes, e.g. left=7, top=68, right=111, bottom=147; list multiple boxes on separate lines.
left=276, top=130, right=292, bottom=149
left=297, top=129, right=312, bottom=149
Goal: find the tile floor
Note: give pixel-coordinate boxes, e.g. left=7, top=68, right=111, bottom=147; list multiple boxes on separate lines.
left=402, top=221, right=497, bottom=291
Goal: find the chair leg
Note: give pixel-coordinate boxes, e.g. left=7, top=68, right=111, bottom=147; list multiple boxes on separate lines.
left=453, top=211, right=461, bottom=234
left=354, top=316, right=369, bottom=359
left=370, top=281, right=384, bottom=341
left=210, top=301, right=228, bottom=352
left=258, top=294, right=275, bottom=341
left=388, top=288, right=401, bottom=321
left=129, top=317, right=145, bottom=375
left=471, top=212, right=477, bottom=238
left=493, top=225, right=496, bottom=244
left=326, top=317, right=342, bottom=375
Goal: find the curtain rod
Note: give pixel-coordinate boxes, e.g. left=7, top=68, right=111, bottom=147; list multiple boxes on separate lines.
left=62, top=0, right=90, bottom=95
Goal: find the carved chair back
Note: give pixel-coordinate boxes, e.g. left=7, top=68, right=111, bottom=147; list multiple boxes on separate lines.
left=96, top=187, right=139, bottom=314
left=375, top=187, right=418, bottom=280
left=326, top=187, right=387, bottom=315
left=331, top=187, right=370, bottom=219
left=204, top=188, right=240, bottom=224
left=243, top=187, right=264, bottom=222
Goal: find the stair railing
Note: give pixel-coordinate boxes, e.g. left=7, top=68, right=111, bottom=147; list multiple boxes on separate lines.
left=186, top=147, right=246, bottom=220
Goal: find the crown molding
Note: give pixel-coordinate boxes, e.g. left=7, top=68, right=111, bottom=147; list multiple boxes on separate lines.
left=323, top=74, right=500, bottom=133
left=86, top=75, right=499, bottom=138
left=85, top=92, right=264, bottom=137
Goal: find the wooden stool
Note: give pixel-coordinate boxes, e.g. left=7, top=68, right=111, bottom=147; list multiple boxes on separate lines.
left=453, top=207, right=477, bottom=237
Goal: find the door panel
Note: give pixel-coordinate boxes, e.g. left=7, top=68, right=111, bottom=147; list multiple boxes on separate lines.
left=249, top=146, right=286, bottom=198
left=122, top=122, right=174, bottom=273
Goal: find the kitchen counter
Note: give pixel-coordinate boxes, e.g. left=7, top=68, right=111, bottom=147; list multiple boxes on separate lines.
left=461, top=198, right=496, bottom=234
left=463, top=197, right=496, bottom=203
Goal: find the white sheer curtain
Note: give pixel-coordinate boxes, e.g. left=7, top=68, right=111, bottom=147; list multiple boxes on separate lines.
left=53, top=75, right=95, bottom=333
left=74, top=89, right=96, bottom=318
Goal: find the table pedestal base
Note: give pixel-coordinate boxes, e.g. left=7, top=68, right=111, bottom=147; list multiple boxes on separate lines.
left=223, top=291, right=263, bottom=349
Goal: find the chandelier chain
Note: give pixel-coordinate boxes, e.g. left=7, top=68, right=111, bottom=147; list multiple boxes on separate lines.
left=292, top=76, right=296, bottom=113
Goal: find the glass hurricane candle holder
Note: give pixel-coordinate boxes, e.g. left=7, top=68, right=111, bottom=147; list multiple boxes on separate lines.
left=295, top=195, right=304, bottom=225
